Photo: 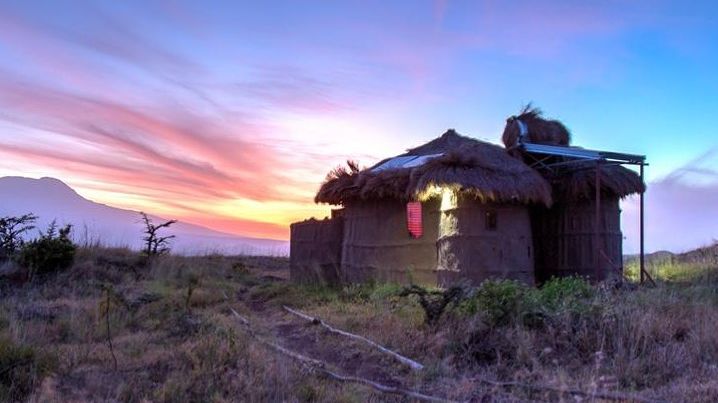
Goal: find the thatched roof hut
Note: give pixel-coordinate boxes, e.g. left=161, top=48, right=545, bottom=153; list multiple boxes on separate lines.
left=547, top=161, right=645, bottom=202
left=316, top=129, right=552, bottom=207
left=499, top=106, right=645, bottom=283
left=307, top=129, right=553, bottom=286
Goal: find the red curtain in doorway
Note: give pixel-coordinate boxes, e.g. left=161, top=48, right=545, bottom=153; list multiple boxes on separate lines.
left=406, top=201, right=423, bottom=238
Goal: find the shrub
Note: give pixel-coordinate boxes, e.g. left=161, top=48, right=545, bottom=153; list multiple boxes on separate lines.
left=459, top=280, right=529, bottom=326
left=18, top=221, right=76, bottom=277
left=458, top=277, right=598, bottom=327
left=537, top=276, right=594, bottom=313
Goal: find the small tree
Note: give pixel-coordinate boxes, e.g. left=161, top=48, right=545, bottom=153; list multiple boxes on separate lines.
left=139, top=212, right=177, bottom=257
left=0, top=213, right=37, bottom=261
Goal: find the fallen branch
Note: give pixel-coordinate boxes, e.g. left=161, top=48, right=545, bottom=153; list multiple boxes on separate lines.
left=475, top=377, right=664, bottom=403
left=283, top=305, right=424, bottom=371
left=227, top=307, right=452, bottom=402
left=228, top=307, right=249, bottom=325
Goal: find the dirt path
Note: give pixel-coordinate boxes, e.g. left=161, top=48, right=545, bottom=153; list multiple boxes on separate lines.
left=228, top=291, right=422, bottom=397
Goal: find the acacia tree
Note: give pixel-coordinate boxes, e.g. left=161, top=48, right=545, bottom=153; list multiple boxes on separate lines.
left=0, top=213, right=38, bottom=260
left=139, top=212, right=177, bottom=257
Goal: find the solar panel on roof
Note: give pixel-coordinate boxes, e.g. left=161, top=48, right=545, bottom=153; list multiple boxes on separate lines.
left=522, top=143, right=645, bottom=164
left=372, top=156, right=418, bottom=172
left=403, top=153, right=443, bottom=168
left=372, top=153, right=444, bottom=172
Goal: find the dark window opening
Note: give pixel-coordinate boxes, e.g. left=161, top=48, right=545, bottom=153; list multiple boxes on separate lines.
left=485, top=210, right=497, bottom=231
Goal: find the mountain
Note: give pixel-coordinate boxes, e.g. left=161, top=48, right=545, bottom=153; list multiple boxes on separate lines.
left=0, top=176, right=288, bottom=256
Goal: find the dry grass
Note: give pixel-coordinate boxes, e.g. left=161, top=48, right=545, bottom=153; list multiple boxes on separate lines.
left=2, top=246, right=718, bottom=401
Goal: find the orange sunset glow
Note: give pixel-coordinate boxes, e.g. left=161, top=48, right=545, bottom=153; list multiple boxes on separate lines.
left=1, top=0, right=718, bottom=252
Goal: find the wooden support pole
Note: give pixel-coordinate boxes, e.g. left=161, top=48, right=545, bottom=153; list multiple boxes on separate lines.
left=594, top=161, right=602, bottom=282
left=640, top=163, right=645, bottom=284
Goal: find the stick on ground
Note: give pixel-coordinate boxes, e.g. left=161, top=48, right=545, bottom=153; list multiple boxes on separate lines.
left=227, top=306, right=452, bottom=402
left=283, top=305, right=424, bottom=371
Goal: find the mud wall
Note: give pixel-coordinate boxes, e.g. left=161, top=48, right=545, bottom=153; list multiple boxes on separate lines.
left=289, top=217, right=344, bottom=285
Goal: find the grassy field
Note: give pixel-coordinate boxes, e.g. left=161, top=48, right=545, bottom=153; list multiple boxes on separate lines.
left=2, top=247, right=718, bottom=402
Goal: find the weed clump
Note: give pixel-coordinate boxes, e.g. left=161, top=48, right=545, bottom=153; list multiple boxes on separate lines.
left=0, top=337, right=57, bottom=402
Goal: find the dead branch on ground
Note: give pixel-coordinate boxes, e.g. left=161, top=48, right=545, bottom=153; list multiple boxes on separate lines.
left=283, top=305, right=424, bottom=371
left=226, top=307, right=452, bottom=402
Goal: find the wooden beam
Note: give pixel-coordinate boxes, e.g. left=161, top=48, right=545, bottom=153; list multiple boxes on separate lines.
left=594, top=162, right=602, bottom=282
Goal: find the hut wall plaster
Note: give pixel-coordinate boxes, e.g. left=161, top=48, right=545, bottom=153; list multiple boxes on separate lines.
left=437, top=193, right=535, bottom=286
left=290, top=217, right=344, bottom=285
left=340, top=198, right=440, bottom=285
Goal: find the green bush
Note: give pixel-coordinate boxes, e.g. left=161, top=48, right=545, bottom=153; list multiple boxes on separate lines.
left=458, top=277, right=597, bottom=327
left=0, top=337, right=57, bottom=401
left=18, top=222, right=76, bottom=277
left=460, top=280, right=529, bottom=326
left=537, top=276, right=594, bottom=312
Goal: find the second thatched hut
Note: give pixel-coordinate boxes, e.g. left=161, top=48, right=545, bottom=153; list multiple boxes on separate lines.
left=501, top=106, right=645, bottom=283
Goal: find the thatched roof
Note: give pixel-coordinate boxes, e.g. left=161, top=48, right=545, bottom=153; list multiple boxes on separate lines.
left=502, top=105, right=571, bottom=151
left=500, top=105, right=645, bottom=201
left=315, top=130, right=553, bottom=206
left=548, top=162, right=645, bottom=201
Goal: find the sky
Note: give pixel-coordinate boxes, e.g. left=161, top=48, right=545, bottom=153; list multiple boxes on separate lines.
left=0, top=1, right=716, bottom=251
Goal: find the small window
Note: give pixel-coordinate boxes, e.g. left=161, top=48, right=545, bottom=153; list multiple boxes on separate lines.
left=485, top=210, right=497, bottom=231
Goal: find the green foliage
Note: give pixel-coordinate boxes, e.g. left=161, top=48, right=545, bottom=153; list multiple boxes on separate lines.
left=459, top=280, right=527, bottom=325
left=369, top=283, right=404, bottom=302
left=537, top=276, right=594, bottom=312
left=625, top=256, right=718, bottom=284
left=458, top=277, right=596, bottom=327
left=18, top=221, right=76, bottom=277
left=0, top=213, right=37, bottom=261
left=0, top=337, right=57, bottom=402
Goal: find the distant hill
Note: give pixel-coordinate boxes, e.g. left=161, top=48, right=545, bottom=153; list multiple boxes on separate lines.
left=0, top=176, right=288, bottom=256
left=625, top=243, right=718, bottom=267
